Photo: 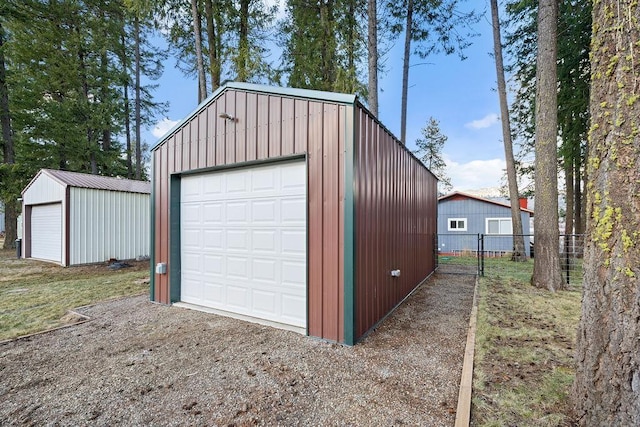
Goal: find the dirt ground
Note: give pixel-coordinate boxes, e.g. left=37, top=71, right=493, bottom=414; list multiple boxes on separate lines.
left=0, top=273, right=475, bottom=426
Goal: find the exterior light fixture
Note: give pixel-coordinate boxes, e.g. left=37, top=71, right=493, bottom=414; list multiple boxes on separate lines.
left=219, top=113, right=236, bottom=121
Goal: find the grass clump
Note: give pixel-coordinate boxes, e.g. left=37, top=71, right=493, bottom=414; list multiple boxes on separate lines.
left=472, top=275, right=581, bottom=426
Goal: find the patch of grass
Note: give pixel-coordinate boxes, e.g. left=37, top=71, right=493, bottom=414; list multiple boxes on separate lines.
left=0, top=249, right=149, bottom=341
left=472, top=275, right=581, bottom=426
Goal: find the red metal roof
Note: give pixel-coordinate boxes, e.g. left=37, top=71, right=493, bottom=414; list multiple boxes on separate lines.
left=35, top=169, right=150, bottom=194
left=438, top=191, right=534, bottom=215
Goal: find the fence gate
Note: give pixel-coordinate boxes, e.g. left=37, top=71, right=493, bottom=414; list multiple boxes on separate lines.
left=435, top=233, right=481, bottom=275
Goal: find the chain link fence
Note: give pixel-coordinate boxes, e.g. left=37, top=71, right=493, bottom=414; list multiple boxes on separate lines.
left=436, top=233, right=585, bottom=286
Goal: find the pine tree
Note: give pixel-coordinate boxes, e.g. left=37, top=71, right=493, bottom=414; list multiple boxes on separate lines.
left=413, top=117, right=451, bottom=194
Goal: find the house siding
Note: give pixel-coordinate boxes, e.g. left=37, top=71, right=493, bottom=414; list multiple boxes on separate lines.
left=438, top=198, right=531, bottom=255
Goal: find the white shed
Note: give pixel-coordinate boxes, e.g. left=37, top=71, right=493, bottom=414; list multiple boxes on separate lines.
left=21, top=169, right=150, bottom=266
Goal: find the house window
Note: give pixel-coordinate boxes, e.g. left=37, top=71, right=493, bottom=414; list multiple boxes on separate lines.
left=448, top=218, right=467, bottom=231
left=486, top=218, right=513, bottom=234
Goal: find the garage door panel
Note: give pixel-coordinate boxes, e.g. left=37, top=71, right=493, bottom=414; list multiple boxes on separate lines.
left=202, top=174, right=223, bottom=197
left=226, top=201, right=249, bottom=224
left=226, top=256, right=249, bottom=279
left=227, top=285, right=249, bottom=309
left=252, top=290, right=277, bottom=314
left=252, top=230, right=277, bottom=253
left=282, top=260, right=306, bottom=286
left=281, top=295, right=306, bottom=326
left=181, top=178, right=201, bottom=201
left=252, top=168, right=276, bottom=192
left=203, top=202, right=223, bottom=224
left=181, top=203, right=201, bottom=223
left=203, top=229, right=223, bottom=250
left=181, top=277, right=202, bottom=300
left=182, top=230, right=202, bottom=250
left=226, top=171, right=249, bottom=194
left=182, top=252, right=201, bottom=273
left=227, top=229, right=249, bottom=251
left=281, top=162, right=306, bottom=190
left=281, top=198, right=306, bottom=224
left=202, top=282, right=224, bottom=303
left=181, top=161, right=307, bottom=329
left=203, top=254, right=223, bottom=275
left=281, top=230, right=306, bottom=255
left=251, top=200, right=277, bottom=223
left=31, top=204, right=62, bottom=263
left=253, top=258, right=277, bottom=283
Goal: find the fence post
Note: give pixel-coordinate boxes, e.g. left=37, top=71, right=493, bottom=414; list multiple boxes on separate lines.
left=478, top=234, right=485, bottom=277
left=564, top=235, right=570, bottom=285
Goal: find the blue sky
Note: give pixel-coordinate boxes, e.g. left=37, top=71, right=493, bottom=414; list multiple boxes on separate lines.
left=147, top=0, right=513, bottom=192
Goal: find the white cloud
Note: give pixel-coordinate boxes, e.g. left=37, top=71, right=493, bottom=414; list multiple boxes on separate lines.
left=445, top=156, right=506, bottom=191
left=152, top=118, right=180, bottom=138
left=464, top=113, right=499, bottom=130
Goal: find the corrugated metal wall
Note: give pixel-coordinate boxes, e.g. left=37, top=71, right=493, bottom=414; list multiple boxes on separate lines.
left=69, top=188, right=150, bottom=265
left=353, top=107, right=438, bottom=340
left=22, top=173, right=65, bottom=205
left=152, top=89, right=349, bottom=342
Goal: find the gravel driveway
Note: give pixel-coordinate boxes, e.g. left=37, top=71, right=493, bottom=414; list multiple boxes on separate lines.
left=0, top=272, right=474, bottom=426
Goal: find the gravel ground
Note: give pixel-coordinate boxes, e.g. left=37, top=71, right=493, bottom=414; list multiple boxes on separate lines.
left=0, top=273, right=474, bottom=426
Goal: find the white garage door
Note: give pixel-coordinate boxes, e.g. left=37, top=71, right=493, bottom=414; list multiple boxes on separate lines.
left=180, top=161, right=307, bottom=329
left=31, top=203, right=62, bottom=263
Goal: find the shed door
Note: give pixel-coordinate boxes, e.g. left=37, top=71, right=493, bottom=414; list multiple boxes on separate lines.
left=180, top=161, right=307, bottom=329
left=31, top=203, right=63, bottom=263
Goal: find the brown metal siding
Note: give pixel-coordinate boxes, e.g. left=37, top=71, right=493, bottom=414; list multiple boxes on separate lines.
left=152, top=89, right=347, bottom=342
left=353, top=106, right=438, bottom=340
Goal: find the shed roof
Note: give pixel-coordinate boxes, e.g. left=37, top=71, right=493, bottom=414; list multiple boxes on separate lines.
left=152, top=82, right=358, bottom=151
left=439, top=191, right=534, bottom=215
left=23, top=169, right=151, bottom=195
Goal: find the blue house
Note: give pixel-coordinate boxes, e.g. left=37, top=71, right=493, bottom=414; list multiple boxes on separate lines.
left=437, top=192, right=534, bottom=257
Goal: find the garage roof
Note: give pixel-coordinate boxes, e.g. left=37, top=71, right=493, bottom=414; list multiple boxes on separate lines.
left=23, top=169, right=151, bottom=195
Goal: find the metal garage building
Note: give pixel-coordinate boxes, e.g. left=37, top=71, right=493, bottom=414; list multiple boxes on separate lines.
left=21, top=169, right=150, bottom=266
left=151, top=82, right=438, bottom=345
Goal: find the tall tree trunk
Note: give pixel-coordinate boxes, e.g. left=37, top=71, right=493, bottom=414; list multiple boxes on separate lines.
left=573, top=0, right=640, bottom=423
left=191, top=0, right=207, bottom=102
left=0, top=23, right=17, bottom=249
left=400, top=0, right=413, bottom=144
left=203, top=0, right=220, bottom=89
left=490, top=0, right=526, bottom=261
left=124, top=82, right=132, bottom=178
left=367, top=0, right=378, bottom=116
left=120, top=32, right=132, bottom=178
left=346, top=0, right=355, bottom=92
left=238, top=0, right=249, bottom=82
left=319, top=0, right=335, bottom=89
left=100, top=47, right=111, bottom=172
left=134, top=16, right=142, bottom=180
left=78, top=44, right=98, bottom=175
left=531, top=0, right=562, bottom=291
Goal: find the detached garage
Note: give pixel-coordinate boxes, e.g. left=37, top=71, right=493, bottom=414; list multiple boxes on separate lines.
left=151, top=82, right=438, bottom=345
left=21, top=169, right=150, bottom=266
